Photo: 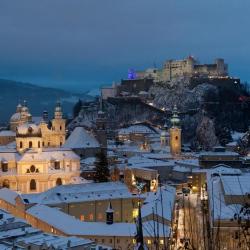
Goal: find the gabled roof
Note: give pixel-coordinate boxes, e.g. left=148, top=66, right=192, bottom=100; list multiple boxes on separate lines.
left=63, top=127, right=100, bottom=149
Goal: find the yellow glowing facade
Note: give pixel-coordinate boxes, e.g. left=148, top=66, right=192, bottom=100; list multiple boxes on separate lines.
left=0, top=103, right=80, bottom=194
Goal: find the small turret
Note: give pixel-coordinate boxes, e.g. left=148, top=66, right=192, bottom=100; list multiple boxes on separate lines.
left=42, top=110, right=48, bottom=122
left=106, top=202, right=114, bottom=225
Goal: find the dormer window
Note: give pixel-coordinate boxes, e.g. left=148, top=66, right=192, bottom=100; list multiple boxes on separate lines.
left=28, top=127, right=33, bottom=133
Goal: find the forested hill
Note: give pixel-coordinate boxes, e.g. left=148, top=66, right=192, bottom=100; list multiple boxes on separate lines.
left=0, top=79, right=90, bottom=123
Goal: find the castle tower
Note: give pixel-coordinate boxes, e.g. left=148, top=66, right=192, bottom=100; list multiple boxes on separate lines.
left=169, top=105, right=181, bottom=156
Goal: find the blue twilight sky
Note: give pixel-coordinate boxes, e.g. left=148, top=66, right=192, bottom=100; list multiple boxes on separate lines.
left=0, top=0, right=249, bottom=92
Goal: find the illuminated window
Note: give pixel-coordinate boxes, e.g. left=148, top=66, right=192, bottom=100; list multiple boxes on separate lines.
left=133, top=208, right=139, bottom=218
left=147, top=239, right=152, bottom=245
left=89, top=213, right=94, bottom=220
left=160, top=239, right=164, bottom=245
left=80, top=215, right=85, bottom=221
left=51, top=227, right=54, bottom=233
left=132, top=239, right=136, bottom=244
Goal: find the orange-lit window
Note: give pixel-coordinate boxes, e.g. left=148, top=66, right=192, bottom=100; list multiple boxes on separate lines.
left=89, top=213, right=94, bottom=220
left=80, top=215, right=85, bottom=221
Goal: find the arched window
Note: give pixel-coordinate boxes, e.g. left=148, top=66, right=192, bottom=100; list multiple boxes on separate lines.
left=60, top=126, right=62, bottom=131
left=30, top=179, right=36, bottom=190
left=30, top=165, right=36, bottom=173
left=29, top=141, right=32, bottom=148
left=175, top=136, right=178, bottom=140
left=20, top=141, right=23, bottom=149
left=38, top=141, right=40, bottom=148
left=56, top=178, right=62, bottom=186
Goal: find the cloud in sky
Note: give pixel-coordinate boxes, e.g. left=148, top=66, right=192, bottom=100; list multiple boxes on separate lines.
left=0, top=0, right=249, bottom=91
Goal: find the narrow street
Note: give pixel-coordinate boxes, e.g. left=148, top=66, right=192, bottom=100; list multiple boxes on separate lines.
left=174, top=192, right=208, bottom=250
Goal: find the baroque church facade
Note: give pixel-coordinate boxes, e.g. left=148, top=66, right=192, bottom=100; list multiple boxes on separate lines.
left=0, top=102, right=80, bottom=193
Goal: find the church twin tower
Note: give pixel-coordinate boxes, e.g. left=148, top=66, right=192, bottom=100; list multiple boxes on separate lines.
left=161, top=105, right=182, bottom=156
left=11, top=102, right=66, bottom=153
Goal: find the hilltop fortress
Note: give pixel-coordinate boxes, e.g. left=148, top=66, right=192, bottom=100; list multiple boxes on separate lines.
left=136, top=56, right=228, bottom=82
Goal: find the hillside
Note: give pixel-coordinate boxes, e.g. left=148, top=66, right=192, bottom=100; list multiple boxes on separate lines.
left=0, top=79, right=91, bottom=123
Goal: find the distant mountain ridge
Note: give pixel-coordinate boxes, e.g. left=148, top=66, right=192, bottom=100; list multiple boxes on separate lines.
left=0, top=78, right=91, bottom=123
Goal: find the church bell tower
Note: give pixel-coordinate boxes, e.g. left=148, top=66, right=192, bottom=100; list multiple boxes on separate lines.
left=169, top=105, right=181, bottom=156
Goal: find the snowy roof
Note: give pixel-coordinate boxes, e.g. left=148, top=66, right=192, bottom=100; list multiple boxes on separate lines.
left=231, top=131, right=245, bottom=141
left=127, top=156, right=174, bottom=169
left=0, top=188, right=19, bottom=205
left=0, top=130, right=15, bottom=137
left=141, top=185, right=175, bottom=222
left=27, top=205, right=169, bottom=237
left=173, top=165, right=191, bottom=173
left=118, top=125, right=157, bottom=135
left=19, top=148, right=80, bottom=162
left=206, top=173, right=242, bottom=221
left=221, top=175, right=250, bottom=196
left=21, top=182, right=138, bottom=205
left=0, top=150, right=20, bottom=162
left=199, top=151, right=239, bottom=157
left=63, top=127, right=100, bottom=149
left=16, top=234, right=93, bottom=248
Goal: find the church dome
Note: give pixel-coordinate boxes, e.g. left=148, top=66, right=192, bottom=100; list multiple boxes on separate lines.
left=10, top=112, right=21, bottom=122
left=16, top=123, right=41, bottom=137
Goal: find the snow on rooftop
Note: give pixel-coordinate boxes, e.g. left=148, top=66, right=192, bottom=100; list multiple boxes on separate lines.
left=63, top=127, right=100, bottom=149
left=27, top=204, right=169, bottom=237
left=221, top=175, right=250, bottom=196
left=206, top=173, right=242, bottom=221
left=0, top=130, right=15, bottom=137
left=118, top=125, right=157, bottom=135
left=127, top=156, right=174, bottom=169
left=21, top=182, right=136, bottom=205
left=231, top=131, right=245, bottom=141
left=16, top=233, right=93, bottom=248
left=0, top=188, right=19, bottom=205
left=142, top=185, right=175, bottom=223
left=19, top=148, right=79, bottom=162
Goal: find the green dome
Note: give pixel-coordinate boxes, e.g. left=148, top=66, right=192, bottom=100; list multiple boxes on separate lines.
left=170, top=105, right=180, bottom=127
